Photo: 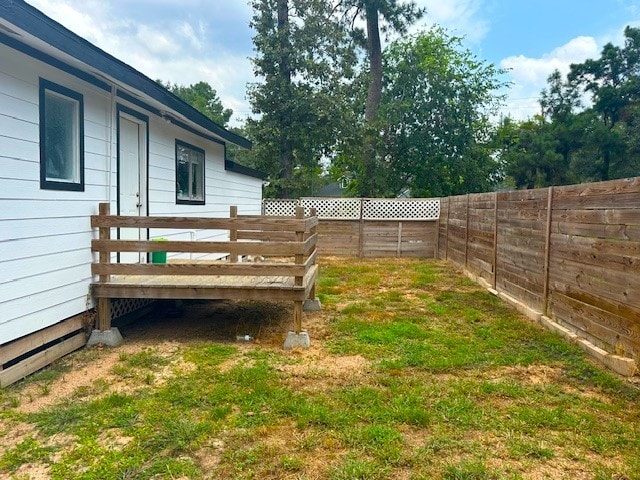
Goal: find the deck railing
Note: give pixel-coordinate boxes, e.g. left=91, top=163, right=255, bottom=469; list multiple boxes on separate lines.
left=90, top=203, right=319, bottom=333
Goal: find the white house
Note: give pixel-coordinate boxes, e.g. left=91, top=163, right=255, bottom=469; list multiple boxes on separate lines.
left=0, top=1, right=264, bottom=352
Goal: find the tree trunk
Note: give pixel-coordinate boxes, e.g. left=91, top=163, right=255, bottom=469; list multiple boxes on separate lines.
left=361, top=2, right=382, bottom=197
left=364, top=3, right=382, bottom=124
left=277, top=0, right=294, bottom=198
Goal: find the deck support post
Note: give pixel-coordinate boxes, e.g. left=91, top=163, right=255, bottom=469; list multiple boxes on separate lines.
left=284, top=207, right=312, bottom=349
left=284, top=301, right=310, bottom=349
left=88, top=203, right=123, bottom=347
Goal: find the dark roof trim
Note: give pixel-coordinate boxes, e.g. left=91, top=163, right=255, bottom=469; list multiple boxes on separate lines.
left=0, top=31, right=110, bottom=91
left=117, top=90, right=225, bottom=147
left=0, top=0, right=252, bottom=150
left=224, top=159, right=266, bottom=180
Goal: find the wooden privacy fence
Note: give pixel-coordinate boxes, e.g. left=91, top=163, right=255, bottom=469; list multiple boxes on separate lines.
left=90, top=204, right=319, bottom=335
left=438, top=177, right=640, bottom=374
left=263, top=197, right=440, bottom=258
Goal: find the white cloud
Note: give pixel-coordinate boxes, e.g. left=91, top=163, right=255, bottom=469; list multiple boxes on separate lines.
left=136, top=25, right=182, bottom=57
left=414, top=0, right=489, bottom=43
left=25, top=0, right=252, bottom=127
left=498, top=36, right=600, bottom=120
left=501, top=36, right=598, bottom=85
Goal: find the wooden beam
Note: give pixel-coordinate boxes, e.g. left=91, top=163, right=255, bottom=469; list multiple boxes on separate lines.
left=91, top=214, right=308, bottom=232
left=358, top=199, right=365, bottom=258
left=96, top=298, right=111, bottom=331
left=236, top=231, right=297, bottom=242
left=98, top=203, right=111, bottom=286
left=542, top=186, right=554, bottom=316
left=303, top=233, right=318, bottom=255
left=229, top=206, right=238, bottom=263
left=92, top=239, right=310, bottom=256
left=464, top=194, right=470, bottom=268
left=0, top=315, right=85, bottom=366
left=295, top=206, right=304, bottom=287
left=293, top=301, right=303, bottom=334
left=492, top=191, right=499, bottom=289
left=445, top=197, right=451, bottom=260
left=92, top=284, right=308, bottom=302
left=304, top=249, right=319, bottom=272
left=0, top=333, right=86, bottom=388
left=92, top=262, right=306, bottom=277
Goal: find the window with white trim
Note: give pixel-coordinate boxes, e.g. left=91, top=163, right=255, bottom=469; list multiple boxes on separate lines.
left=39, top=79, right=84, bottom=191
left=176, top=140, right=205, bottom=204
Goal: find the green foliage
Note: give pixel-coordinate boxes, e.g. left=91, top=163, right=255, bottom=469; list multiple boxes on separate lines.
left=377, top=28, right=505, bottom=196
left=338, top=0, right=424, bottom=197
left=499, top=26, right=640, bottom=188
left=246, top=0, right=357, bottom=198
left=158, top=80, right=232, bottom=127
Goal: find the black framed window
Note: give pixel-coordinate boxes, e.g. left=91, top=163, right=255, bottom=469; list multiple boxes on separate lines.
left=176, top=140, right=205, bottom=204
left=39, top=79, right=84, bottom=191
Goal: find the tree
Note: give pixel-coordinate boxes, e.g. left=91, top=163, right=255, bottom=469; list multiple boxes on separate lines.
left=338, top=0, right=423, bottom=196
left=248, top=0, right=356, bottom=198
left=498, top=28, right=640, bottom=189
left=159, top=80, right=233, bottom=127
left=357, top=28, right=505, bottom=196
left=569, top=26, right=640, bottom=180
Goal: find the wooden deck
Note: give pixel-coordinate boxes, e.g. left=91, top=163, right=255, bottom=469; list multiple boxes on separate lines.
left=92, top=263, right=319, bottom=301
left=90, top=204, right=319, bottom=336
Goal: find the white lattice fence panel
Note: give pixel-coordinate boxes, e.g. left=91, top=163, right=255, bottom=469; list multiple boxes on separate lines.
left=262, top=199, right=299, bottom=216
left=111, top=298, right=154, bottom=320
left=264, top=197, right=440, bottom=220
left=363, top=198, right=440, bottom=220
left=301, top=198, right=361, bottom=219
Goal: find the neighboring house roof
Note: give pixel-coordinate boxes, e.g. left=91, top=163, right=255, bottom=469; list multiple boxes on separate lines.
left=316, top=182, right=345, bottom=197
left=0, top=0, right=253, bottom=153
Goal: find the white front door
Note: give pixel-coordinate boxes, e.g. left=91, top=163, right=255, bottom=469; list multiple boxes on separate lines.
left=118, top=114, right=147, bottom=263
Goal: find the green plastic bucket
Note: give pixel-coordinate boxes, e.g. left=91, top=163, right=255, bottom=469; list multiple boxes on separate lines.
left=151, top=238, right=167, bottom=264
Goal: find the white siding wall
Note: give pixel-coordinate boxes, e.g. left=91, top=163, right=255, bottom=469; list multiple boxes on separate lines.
left=0, top=44, right=262, bottom=345
left=0, top=44, right=111, bottom=345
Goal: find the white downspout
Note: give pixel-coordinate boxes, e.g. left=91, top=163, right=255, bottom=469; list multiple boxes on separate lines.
left=107, top=85, right=117, bottom=205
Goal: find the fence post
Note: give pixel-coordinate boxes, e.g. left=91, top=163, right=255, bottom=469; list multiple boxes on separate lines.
left=492, top=192, right=499, bottom=289
left=97, top=202, right=112, bottom=331
left=542, top=186, right=554, bottom=316
left=358, top=199, right=365, bottom=258
left=445, top=197, right=450, bottom=260
left=464, top=194, right=470, bottom=269
left=435, top=200, right=440, bottom=259
left=229, top=205, right=238, bottom=263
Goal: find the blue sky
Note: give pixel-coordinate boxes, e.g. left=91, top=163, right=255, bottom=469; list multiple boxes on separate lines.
left=27, top=0, right=640, bottom=126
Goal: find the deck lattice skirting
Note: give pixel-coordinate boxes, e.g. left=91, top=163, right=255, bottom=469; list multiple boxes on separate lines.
left=90, top=203, right=319, bottom=342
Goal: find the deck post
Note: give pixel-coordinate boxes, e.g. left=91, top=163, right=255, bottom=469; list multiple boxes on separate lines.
left=229, top=205, right=238, bottom=263
left=97, top=202, right=112, bottom=331
left=284, top=206, right=312, bottom=349
left=294, top=206, right=304, bottom=288
left=293, top=206, right=305, bottom=331
left=88, top=202, right=123, bottom=347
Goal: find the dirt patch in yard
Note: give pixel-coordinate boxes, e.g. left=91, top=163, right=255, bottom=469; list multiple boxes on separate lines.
left=13, top=299, right=296, bottom=414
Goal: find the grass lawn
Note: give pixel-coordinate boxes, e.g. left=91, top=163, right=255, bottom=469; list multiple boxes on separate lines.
left=1, top=257, right=639, bottom=479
